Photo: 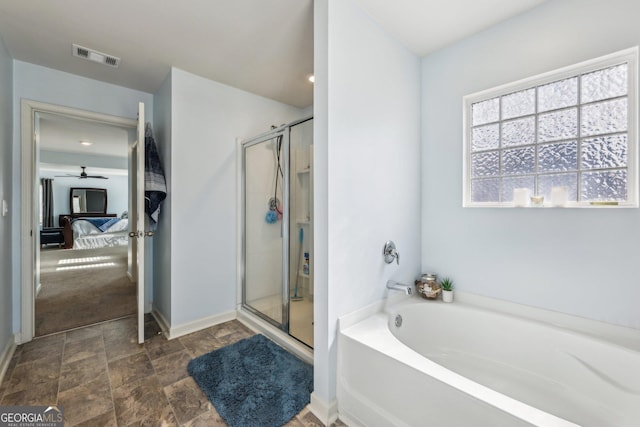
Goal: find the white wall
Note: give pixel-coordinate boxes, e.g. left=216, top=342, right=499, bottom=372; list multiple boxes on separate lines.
left=12, top=61, right=153, bottom=332
left=421, top=0, right=640, bottom=328
left=313, top=0, right=422, bottom=407
left=0, top=35, right=14, bottom=360
left=166, top=67, right=307, bottom=327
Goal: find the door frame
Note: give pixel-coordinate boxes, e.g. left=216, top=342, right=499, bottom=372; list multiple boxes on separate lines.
left=20, top=99, right=137, bottom=343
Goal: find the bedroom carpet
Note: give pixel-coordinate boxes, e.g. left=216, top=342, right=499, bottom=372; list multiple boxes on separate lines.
left=36, top=246, right=136, bottom=336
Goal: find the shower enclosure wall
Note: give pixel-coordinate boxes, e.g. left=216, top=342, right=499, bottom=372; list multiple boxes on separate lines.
left=241, top=117, right=313, bottom=348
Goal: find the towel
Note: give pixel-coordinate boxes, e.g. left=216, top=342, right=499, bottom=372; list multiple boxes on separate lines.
left=145, top=123, right=167, bottom=228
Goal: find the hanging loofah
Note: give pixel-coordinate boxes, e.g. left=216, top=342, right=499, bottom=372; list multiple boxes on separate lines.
left=265, top=210, right=278, bottom=224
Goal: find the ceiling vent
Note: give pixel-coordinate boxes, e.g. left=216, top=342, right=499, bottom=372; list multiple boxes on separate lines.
left=72, top=44, right=120, bottom=68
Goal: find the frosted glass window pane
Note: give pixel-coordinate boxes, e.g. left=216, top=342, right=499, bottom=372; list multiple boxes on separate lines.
left=472, top=98, right=499, bottom=126
left=502, top=147, right=535, bottom=175
left=471, top=178, right=500, bottom=202
left=471, top=124, right=499, bottom=152
left=581, top=64, right=627, bottom=103
left=472, top=152, right=499, bottom=177
left=538, top=77, right=578, bottom=112
left=538, top=141, right=578, bottom=173
left=581, top=135, right=627, bottom=170
left=501, top=89, right=535, bottom=120
left=501, top=176, right=535, bottom=202
left=581, top=170, right=627, bottom=201
left=502, top=117, right=535, bottom=147
left=581, top=98, right=628, bottom=137
left=538, top=108, right=578, bottom=142
left=538, top=173, right=578, bottom=202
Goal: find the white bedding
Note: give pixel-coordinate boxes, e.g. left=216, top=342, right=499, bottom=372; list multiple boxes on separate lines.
left=72, top=218, right=129, bottom=250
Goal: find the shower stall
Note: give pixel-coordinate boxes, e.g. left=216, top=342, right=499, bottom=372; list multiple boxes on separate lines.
left=240, top=117, right=314, bottom=348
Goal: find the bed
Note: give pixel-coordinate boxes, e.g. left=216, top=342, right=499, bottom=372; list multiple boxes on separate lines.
left=59, top=214, right=129, bottom=249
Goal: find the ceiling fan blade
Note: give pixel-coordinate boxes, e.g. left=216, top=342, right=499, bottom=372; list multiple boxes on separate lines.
left=86, top=175, right=109, bottom=179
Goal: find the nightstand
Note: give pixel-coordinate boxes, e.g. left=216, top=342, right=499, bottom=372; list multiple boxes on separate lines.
left=40, top=227, right=65, bottom=248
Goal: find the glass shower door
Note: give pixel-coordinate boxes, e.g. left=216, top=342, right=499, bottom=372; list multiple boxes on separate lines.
left=242, top=132, right=289, bottom=329
left=288, top=119, right=314, bottom=347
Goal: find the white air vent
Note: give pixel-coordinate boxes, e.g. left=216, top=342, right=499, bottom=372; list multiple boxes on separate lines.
left=72, top=44, right=120, bottom=68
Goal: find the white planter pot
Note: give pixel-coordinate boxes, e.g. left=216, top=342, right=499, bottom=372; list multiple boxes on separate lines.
left=442, top=290, right=453, bottom=303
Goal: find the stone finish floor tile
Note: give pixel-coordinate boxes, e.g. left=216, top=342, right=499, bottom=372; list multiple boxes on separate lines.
left=0, top=317, right=336, bottom=427
left=1, top=379, right=58, bottom=406
left=150, top=349, right=191, bottom=387
left=108, top=352, right=155, bottom=389
left=5, top=354, right=61, bottom=395
left=62, top=334, right=105, bottom=364
left=163, top=376, right=212, bottom=425
left=65, top=323, right=103, bottom=343
left=112, top=376, right=178, bottom=426
left=59, top=352, right=108, bottom=392
left=182, top=408, right=228, bottom=427
left=57, top=371, right=114, bottom=426
left=178, top=329, right=223, bottom=358
left=73, top=410, right=118, bottom=427
left=144, top=334, right=185, bottom=360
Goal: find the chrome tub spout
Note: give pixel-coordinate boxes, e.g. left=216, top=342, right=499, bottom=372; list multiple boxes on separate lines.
left=386, top=280, right=412, bottom=295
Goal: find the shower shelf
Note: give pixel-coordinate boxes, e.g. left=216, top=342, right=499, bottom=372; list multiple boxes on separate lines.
left=296, top=219, right=310, bottom=224
left=296, top=168, right=311, bottom=174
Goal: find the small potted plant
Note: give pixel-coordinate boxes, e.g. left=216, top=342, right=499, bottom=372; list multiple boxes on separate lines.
left=440, top=277, right=454, bottom=303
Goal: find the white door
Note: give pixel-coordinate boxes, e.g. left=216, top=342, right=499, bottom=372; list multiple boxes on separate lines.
left=134, top=102, right=146, bottom=343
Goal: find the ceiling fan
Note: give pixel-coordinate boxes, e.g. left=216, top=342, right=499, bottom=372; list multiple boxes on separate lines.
left=55, top=166, right=108, bottom=179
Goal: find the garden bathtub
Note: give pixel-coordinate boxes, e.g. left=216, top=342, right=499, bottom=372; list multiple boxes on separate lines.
left=337, top=296, right=640, bottom=426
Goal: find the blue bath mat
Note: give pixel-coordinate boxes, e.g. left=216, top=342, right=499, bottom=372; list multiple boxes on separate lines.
left=187, top=334, right=313, bottom=427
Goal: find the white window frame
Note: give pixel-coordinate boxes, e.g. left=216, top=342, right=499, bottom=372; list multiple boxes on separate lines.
left=463, top=47, right=639, bottom=208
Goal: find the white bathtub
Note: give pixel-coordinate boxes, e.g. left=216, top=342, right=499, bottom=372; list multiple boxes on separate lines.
left=337, top=295, right=640, bottom=427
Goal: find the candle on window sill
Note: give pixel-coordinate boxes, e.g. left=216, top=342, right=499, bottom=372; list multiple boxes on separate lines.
left=530, top=195, right=544, bottom=207
left=513, top=188, right=530, bottom=207
left=551, top=186, right=569, bottom=206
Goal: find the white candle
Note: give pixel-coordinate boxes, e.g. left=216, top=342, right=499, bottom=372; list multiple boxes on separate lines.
left=513, top=188, right=530, bottom=207
left=551, top=186, right=569, bottom=206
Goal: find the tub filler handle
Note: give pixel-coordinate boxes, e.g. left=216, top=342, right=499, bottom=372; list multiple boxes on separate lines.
left=386, top=279, right=412, bottom=295
left=383, top=241, right=400, bottom=265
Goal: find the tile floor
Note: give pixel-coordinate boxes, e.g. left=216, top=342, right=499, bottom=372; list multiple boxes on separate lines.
left=0, top=315, right=345, bottom=427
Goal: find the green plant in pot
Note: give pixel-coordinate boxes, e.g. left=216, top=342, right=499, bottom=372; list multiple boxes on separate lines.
left=440, top=277, right=454, bottom=302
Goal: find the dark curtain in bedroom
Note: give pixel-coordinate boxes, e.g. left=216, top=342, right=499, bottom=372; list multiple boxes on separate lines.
left=41, top=178, right=54, bottom=228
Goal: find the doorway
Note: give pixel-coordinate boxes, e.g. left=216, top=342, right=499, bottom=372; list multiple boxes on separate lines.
left=20, top=100, right=145, bottom=343
left=35, top=112, right=134, bottom=336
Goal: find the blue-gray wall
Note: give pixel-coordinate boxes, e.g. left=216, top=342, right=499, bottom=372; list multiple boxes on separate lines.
left=0, top=34, right=13, bottom=357
left=152, top=71, right=172, bottom=324
left=422, top=0, right=640, bottom=328
left=39, top=170, right=129, bottom=222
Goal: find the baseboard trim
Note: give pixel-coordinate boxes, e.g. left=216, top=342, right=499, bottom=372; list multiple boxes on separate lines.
left=151, top=306, right=170, bottom=336
left=0, top=335, right=17, bottom=386
left=309, top=392, right=338, bottom=426
left=165, top=310, right=237, bottom=340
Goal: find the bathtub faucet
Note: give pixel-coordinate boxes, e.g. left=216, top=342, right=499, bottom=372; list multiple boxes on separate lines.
left=386, top=280, right=412, bottom=295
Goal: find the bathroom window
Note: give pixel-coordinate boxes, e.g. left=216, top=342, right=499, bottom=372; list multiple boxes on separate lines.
left=463, top=48, right=638, bottom=207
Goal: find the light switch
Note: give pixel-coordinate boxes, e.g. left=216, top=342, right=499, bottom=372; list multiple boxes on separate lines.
left=2, top=200, right=7, bottom=217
